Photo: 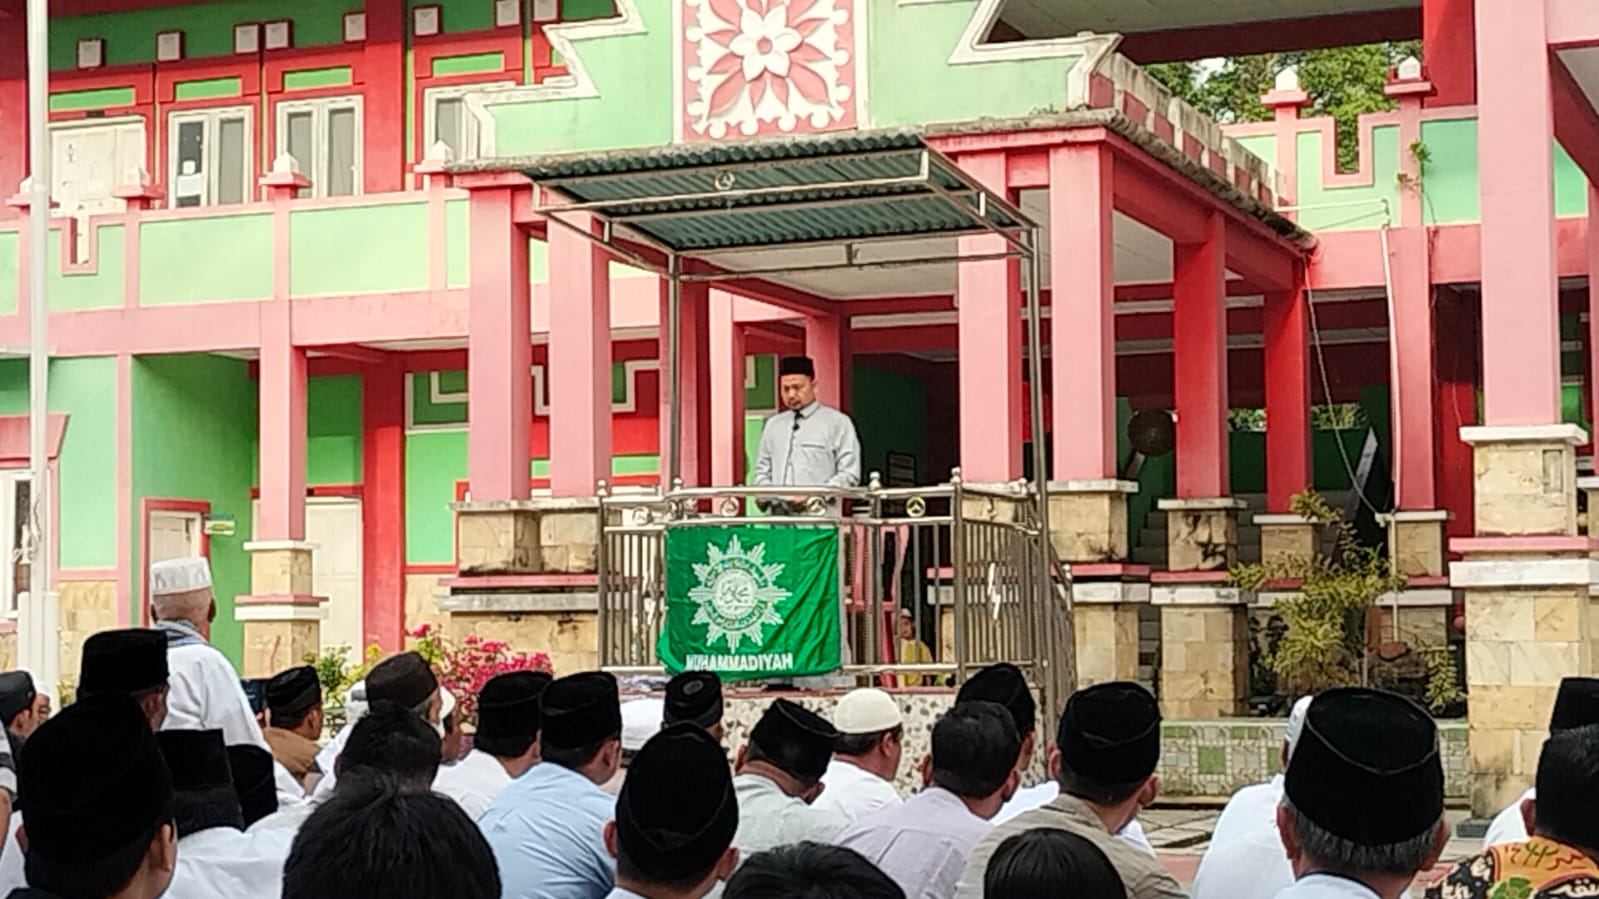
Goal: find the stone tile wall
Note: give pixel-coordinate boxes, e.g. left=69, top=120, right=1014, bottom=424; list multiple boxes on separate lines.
left=59, top=580, right=117, bottom=689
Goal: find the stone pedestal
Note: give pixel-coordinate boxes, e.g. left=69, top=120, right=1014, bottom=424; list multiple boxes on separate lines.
left=959, top=484, right=1030, bottom=525
left=452, top=498, right=602, bottom=575
left=245, top=541, right=315, bottom=596
left=1380, top=510, right=1451, bottom=577
left=1158, top=498, right=1246, bottom=572
left=1074, top=600, right=1142, bottom=686
left=1154, top=596, right=1249, bottom=718
left=1047, top=480, right=1137, bottom=563
left=235, top=599, right=326, bottom=677
left=438, top=592, right=600, bottom=676
left=1455, top=423, right=1595, bottom=816
left=1253, top=513, right=1320, bottom=561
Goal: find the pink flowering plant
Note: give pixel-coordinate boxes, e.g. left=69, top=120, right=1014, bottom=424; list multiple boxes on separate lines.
left=406, top=623, right=553, bottom=726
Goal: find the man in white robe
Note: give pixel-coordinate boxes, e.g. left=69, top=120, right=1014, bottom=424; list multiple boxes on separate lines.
left=148, top=557, right=268, bottom=751
left=1189, top=696, right=1312, bottom=899
left=1482, top=676, right=1599, bottom=847
left=156, top=728, right=292, bottom=899
left=435, top=670, right=550, bottom=819
left=603, top=724, right=739, bottom=899
left=1275, top=689, right=1450, bottom=899
left=732, top=699, right=847, bottom=855
left=815, top=688, right=904, bottom=825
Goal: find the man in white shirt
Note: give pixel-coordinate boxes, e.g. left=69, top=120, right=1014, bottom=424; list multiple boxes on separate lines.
left=839, top=701, right=1020, bottom=899
left=435, top=670, right=550, bottom=819
left=1482, top=676, right=1599, bottom=847
left=753, top=355, right=861, bottom=514
left=815, top=688, right=904, bottom=824
left=603, top=724, right=740, bottom=899
left=1275, top=688, right=1450, bottom=899
left=733, top=699, right=847, bottom=855
left=156, top=728, right=293, bottom=899
left=602, top=697, right=665, bottom=796
left=148, top=557, right=269, bottom=751
left=1189, top=695, right=1312, bottom=899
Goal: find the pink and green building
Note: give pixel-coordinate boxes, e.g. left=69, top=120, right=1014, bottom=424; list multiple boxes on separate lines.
left=0, top=0, right=1596, bottom=811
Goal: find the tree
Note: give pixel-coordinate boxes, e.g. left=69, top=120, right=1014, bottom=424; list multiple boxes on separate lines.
left=1146, top=42, right=1422, bottom=172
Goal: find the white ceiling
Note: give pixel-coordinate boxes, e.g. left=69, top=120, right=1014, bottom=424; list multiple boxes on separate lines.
left=998, top=0, right=1418, bottom=39
left=696, top=189, right=1220, bottom=301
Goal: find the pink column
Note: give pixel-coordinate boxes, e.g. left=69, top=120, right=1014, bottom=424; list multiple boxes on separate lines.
left=547, top=214, right=612, bottom=497
left=1475, top=0, right=1560, bottom=425
left=805, top=311, right=850, bottom=411
left=956, top=152, right=1022, bottom=482
left=1263, top=283, right=1310, bottom=513
left=466, top=186, right=532, bottom=502
left=1172, top=214, right=1229, bottom=498
left=0, top=13, right=24, bottom=215
left=710, top=291, right=747, bottom=486
left=660, top=278, right=712, bottom=486
left=1389, top=227, right=1438, bottom=509
left=1048, top=144, right=1116, bottom=480
left=258, top=312, right=307, bottom=542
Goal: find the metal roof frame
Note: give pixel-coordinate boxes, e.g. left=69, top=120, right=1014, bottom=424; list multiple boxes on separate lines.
left=490, top=131, right=1050, bottom=593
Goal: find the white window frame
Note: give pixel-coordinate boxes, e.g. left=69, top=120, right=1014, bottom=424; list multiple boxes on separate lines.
left=274, top=94, right=365, bottom=198
left=47, top=116, right=146, bottom=263
left=167, top=105, right=254, bottom=208
left=0, top=470, right=34, bottom=619
left=422, top=82, right=512, bottom=164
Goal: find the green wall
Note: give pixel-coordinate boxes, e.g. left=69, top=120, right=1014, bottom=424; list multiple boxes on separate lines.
left=132, top=354, right=258, bottom=662
left=50, top=0, right=361, bottom=69
left=0, top=359, right=118, bottom=570
left=851, top=365, right=928, bottom=484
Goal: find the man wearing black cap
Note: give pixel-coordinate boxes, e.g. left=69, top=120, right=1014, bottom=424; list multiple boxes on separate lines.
left=435, top=670, right=552, bottom=819
left=78, top=628, right=171, bottom=730
left=262, top=665, right=324, bottom=795
left=308, top=650, right=441, bottom=803
left=0, top=671, right=42, bottom=746
left=12, top=693, right=177, bottom=899
left=604, top=723, right=740, bottom=899
left=664, top=671, right=725, bottom=742
left=156, top=729, right=293, bottom=899
left=480, top=671, right=624, bottom=899
left=732, top=699, right=847, bottom=855
left=1425, top=725, right=1599, bottom=898
left=1484, top=676, right=1599, bottom=847
left=954, top=681, right=1182, bottom=899
left=1276, top=688, right=1449, bottom=899
left=753, top=355, right=861, bottom=514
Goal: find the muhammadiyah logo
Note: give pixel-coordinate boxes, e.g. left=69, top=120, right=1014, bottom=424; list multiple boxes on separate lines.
left=689, top=535, right=790, bottom=652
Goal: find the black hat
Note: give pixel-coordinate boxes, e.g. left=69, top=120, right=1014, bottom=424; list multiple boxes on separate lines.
left=749, top=699, right=838, bottom=781
left=1285, top=688, right=1443, bottom=847
left=664, top=672, right=724, bottom=730
left=265, top=665, right=323, bottom=720
left=1058, top=681, right=1161, bottom=786
left=19, top=693, right=173, bottom=877
left=476, top=671, right=553, bottom=744
left=778, top=356, right=815, bottom=379
left=366, top=652, right=438, bottom=709
left=1551, top=677, right=1599, bottom=732
left=226, top=744, right=278, bottom=827
left=0, top=671, right=35, bottom=724
left=156, top=729, right=243, bottom=836
left=541, top=672, right=622, bottom=751
left=617, top=723, right=738, bottom=883
left=957, top=663, right=1036, bottom=736
left=79, top=629, right=168, bottom=697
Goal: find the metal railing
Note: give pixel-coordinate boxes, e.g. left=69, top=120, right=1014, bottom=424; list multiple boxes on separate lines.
left=596, top=472, right=1072, bottom=709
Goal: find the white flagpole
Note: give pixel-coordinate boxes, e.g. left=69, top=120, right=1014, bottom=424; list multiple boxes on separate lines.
left=23, top=0, right=56, bottom=693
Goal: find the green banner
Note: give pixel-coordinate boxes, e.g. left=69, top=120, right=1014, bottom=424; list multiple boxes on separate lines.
left=658, top=526, right=841, bottom=680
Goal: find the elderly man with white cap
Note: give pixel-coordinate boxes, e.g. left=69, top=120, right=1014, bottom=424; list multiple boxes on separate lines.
left=813, top=687, right=904, bottom=824
left=149, top=556, right=268, bottom=750
left=1188, top=694, right=1314, bottom=899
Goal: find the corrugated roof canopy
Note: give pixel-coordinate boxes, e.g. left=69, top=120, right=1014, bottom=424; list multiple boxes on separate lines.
left=472, top=130, right=1034, bottom=257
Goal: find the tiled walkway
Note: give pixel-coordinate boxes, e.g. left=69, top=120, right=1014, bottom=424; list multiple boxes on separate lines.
left=1145, top=807, right=1479, bottom=892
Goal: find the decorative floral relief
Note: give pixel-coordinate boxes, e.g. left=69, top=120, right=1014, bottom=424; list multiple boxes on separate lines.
left=682, top=0, right=858, bottom=140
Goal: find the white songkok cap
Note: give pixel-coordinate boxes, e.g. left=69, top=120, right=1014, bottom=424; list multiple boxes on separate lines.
left=1285, top=694, right=1314, bottom=757
left=149, top=557, right=212, bottom=596
left=440, top=686, right=456, bottom=721
left=621, top=698, right=665, bottom=753
left=834, top=688, right=903, bottom=735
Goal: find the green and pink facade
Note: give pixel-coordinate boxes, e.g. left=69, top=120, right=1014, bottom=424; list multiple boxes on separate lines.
left=1, top=0, right=1598, bottom=811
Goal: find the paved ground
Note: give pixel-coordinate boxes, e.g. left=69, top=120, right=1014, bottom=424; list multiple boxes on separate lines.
left=1144, top=807, right=1480, bottom=892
